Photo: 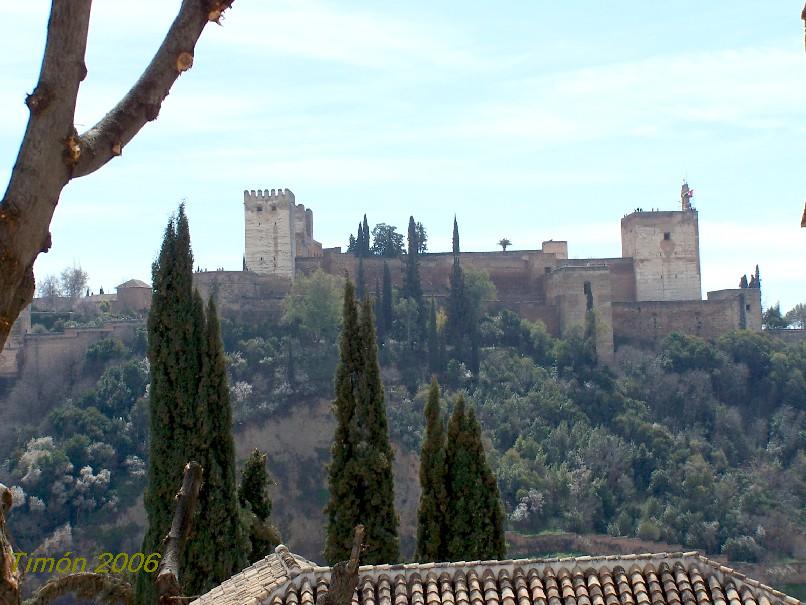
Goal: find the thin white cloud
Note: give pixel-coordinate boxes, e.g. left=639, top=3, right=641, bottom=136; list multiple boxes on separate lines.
left=451, top=45, right=806, bottom=145
left=211, top=0, right=480, bottom=70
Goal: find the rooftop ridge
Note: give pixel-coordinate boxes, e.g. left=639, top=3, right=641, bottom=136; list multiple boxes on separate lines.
left=260, top=551, right=802, bottom=605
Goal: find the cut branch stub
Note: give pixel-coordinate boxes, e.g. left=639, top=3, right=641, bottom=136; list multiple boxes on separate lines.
left=208, top=0, right=235, bottom=24
left=176, top=52, right=194, bottom=73
left=24, top=86, right=52, bottom=115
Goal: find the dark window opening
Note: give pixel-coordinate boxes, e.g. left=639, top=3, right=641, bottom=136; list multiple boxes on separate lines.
left=663, top=232, right=671, bottom=240
left=256, top=205, right=263, bottom=212
left=746, top=304, right=751, bottom=311
left=544, top=267, right=551, bottom=274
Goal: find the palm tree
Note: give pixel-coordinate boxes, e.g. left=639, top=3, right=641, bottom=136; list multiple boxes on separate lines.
left=498, top=238, right=511, bottom=253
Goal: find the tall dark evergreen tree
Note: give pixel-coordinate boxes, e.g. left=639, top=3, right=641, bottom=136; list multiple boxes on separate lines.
left=374, top=277, right=385, bottom=344
left=404, top=216, right=426, bottom=347
left=136, top=205, right=205, bottom=605
left=444, top=396, right=506, bottom=561
left=239, top=449, right=281, bottom=564
left=427, top=299, right=442, bottom=375
left=324, top=281, right=399, bottom=565
left=357, top=256, right=366, bottom=300
left=184, top=297, right=248, bottom=595
left=362, top=214, right=371, bottom=256
left=355, top=222, right=365, bottom=257
left=446, top=218, right=467, bottom=358
left=324, top=280, right=363, bottom=564
left=382, top=261, right=394, bottom=333
left=415, top=378, right=448, bottom=562
left=356, top=297, right=399, bottom=563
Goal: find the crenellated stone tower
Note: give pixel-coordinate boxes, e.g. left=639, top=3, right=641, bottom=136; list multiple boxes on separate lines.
left=244, top=188, right=297, bottom=278
left=620, top=183, right=702, bottom=302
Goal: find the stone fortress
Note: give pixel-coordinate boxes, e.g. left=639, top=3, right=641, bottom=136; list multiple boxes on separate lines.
left=0, top=182, right=763, bottom=378
left=195, top=183, right=762, bottom=364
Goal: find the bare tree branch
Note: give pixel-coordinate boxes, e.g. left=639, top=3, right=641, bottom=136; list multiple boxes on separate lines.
left=73, top=0, right=235, bottom=178
left=23, top=573, right=132, bottom=605
left=0, top=0, right=235, bottom=353
left=0, top=484, right=21, bottom=605
left=317, top=525, right=365, bottom=605
left=156, top=462, right=203, bottom=605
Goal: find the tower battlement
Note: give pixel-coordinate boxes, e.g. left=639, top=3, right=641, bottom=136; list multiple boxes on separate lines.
left=243, top=188, right=296, bottom=211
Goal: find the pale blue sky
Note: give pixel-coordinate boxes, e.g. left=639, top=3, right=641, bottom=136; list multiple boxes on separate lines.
left=2, top=2, right=804, bottom=310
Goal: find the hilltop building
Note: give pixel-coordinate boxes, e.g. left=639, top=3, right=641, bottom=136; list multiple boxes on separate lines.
left=195, top=183, right=762, bottom=363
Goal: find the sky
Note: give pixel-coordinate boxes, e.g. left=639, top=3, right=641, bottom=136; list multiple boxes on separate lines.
left=1, top=2, right=805, bottom=311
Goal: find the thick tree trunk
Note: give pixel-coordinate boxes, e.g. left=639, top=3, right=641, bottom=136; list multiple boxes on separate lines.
left=318, top=525, right=365, bottom=605
left=0, top=0, right=234, bottom=353
left=156, top=462, right=203, bottom=605
left=0, top=485, right=21, bottom=605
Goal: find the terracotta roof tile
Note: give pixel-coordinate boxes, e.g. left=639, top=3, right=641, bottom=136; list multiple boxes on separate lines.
left=191, top=550, right=803, bottom=605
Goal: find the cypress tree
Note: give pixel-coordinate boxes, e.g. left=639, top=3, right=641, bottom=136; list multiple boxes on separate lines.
left=415, top=378, right=448, bottom=562
left=136, top=205, right=205, bottom=605
left=382, top=262, right=393, bottom=333
left=357, top=256, right=366, bottom=300
left=404, top=216, right=426, bottom=347
left=184, top=296, right=248, bottom=594
left=324, top=281, right=365, bottom=563
left=355, top=222, right=365, bottom=257
left=324, top=282, right=399, bottom=565
left=362, top=214, right=371, bottom=256
left=239, top=449, right=281, bottom=564
left=444, top=396, right=506, bottom=561
left=446, top=218, right=467, bottom=358
left=427, top=299, right=441, bottom=375
left=356, top=297, right=399, bottom=563
left=375, top=277, right=385, bottom=344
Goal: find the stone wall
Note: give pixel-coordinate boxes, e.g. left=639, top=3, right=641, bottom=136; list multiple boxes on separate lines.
left=546, top=266, right=615, bottom=363
left=612, top=295, right=751, bottom=349
left=765, top=328, right=806, bottom=346
left=18, top=322, right=140, bottom=380
left=621, top=210, right=701, bottom=301
left=193, top=270, right=291, bottom=315
left=244, top=188, right=296, bottom=277
left=0, top=306, right=30, bottom=377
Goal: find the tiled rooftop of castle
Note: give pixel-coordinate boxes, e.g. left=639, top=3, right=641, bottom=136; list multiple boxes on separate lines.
left=191, top=547, right=803, bottom=605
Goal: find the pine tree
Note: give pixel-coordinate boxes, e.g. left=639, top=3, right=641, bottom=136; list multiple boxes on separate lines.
left=415, top=378, right=447, bottom=562
left=136, top=205, right=205, bottom=605
left=444, top=396, right=505, bottom=561
left=427, top=299, right=441, bottom=375
left=184, top=297, right=248, bottom=594
left=382, top=261, right=393, bottom=333
left=239, top=449, right=281, bottom=564
left=324, top=281, right=399, bottom=565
